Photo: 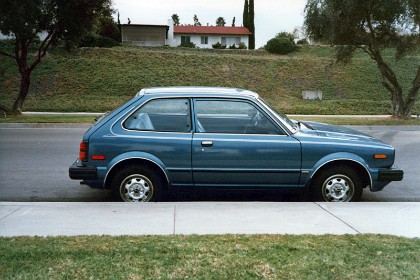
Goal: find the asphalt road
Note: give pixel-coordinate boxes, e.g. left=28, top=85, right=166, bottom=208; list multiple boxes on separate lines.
left=0, top=125, right=418, bottom=202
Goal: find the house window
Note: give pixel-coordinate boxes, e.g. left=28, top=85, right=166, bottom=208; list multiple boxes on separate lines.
left=221, top=37, right=241, bottom=47
left=201, top=36, right=208, bottom=45
left=181, top=36, right=191, bottom=44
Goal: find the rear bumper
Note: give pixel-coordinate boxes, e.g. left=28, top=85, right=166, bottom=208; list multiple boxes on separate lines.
left=69, top=159, right=97, bottom=180
left=378, top=169, right=404, bottom=182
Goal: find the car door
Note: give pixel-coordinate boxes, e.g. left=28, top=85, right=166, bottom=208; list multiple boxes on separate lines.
left=114, top=97, right=193, bottom=187
left=192, top=99, right=302, bottom=188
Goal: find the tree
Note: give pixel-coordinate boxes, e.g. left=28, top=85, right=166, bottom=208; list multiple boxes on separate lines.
left=243, top=0, right=249, bottom=28
left=232, top=17, right=236, bottom=27
left=248, top=0, right=255, bottom=49
left=193, top=14, right=201, bottom=26
left=0, top=0, right=112, bottom=114
left=305, top=0, right=420, bottom=118
left=243, top=0, right=255, bottom=49
left=216, top=17, right=226, bottom=27
left=171, top=14, right=180, bottom=26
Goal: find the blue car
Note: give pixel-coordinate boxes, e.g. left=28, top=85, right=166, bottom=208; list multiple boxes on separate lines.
left=69, top=87, right=403, bottom=202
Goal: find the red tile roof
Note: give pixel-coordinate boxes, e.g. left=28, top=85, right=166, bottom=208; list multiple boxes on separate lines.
left=174, top=26, right=252, bottom=35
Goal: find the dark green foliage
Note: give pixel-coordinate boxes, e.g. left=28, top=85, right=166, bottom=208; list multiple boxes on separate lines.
left=193, top=14, right=201, bottom=26
left=265, top=37, right=297, bottom=54
left=216, top=17, right=226, bottom=26
left=79, top=34, right=119, bottom=48
left=297, top=38, right=309, bottom=45
left=178, top=42, right=196, bottom=48
left=97, top=17, right=120, bottom=42
left=304, top=0, right=420, bottom=117
left=243, top=0, right=249, bottom=28
left=0, top=0, right=114, bottom=112
left=212, top=42, right=226, bottom=49
left=171, top=14, right=180, bottom=25
left=276, top=32, right=295, bottom=43
left=248, top=0, right=255, bottom=49
left=228, top=42, right=247, bottom=49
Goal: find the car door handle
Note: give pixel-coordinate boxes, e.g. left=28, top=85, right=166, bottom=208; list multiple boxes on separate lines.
left=201, top=140, right=213, bottom=147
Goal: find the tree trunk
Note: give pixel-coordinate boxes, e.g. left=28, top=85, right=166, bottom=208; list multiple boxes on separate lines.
left=370, top=49, right=411, bottom=118
left=401, top=66, right=420, bottom=117
left=12, top=71, right=31, bottom=114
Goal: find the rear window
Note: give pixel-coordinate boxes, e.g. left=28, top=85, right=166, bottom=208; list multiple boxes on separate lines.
left=124, top=98, right=191, bottom=132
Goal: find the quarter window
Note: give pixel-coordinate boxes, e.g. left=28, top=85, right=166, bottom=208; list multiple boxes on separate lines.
left=195, top=100, right=281, bottom=135
left=124, top=98, right=191, bottom=132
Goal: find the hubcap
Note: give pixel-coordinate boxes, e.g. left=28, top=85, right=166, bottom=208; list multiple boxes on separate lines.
left=322, top=174, right=354, bottom=202
left=120, top=174, right=153, bottom=202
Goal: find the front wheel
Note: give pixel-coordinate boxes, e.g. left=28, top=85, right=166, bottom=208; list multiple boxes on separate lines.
left=311, top=166, right=363, bottom=202
left=111, top=166, right=163, bottom=202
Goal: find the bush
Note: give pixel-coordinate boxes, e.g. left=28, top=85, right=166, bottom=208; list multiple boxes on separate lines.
left=297, top=38, right=309, bottom=45
left=264, top=37, right=297, bottom=54
left=79, top=34, right=119, bottom=48
left=212, top=42, right=226, bottom=49
left=238, top=42, right=247, bottom=49
left=178, top=42, right=196, bottom=48
left=227, top=42, right=247, bottom=49
left=275, top=32, right=295, bottom=42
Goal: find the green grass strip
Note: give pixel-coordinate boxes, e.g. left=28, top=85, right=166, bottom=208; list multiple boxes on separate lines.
left=1, top=235, right=419, bottom=279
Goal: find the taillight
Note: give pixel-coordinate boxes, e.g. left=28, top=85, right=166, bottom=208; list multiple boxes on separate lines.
left=79, top=141, right=88, bottom=161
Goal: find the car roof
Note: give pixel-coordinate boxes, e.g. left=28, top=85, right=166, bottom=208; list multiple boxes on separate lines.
left=136, top=87, right=259, bottom=99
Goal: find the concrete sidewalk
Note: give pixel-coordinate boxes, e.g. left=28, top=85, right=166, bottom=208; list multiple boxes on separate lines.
left=1, top=202, right=420, bottom=237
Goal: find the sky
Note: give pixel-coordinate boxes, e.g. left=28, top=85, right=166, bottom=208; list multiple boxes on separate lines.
left=113, top=0, right=307, bottom=48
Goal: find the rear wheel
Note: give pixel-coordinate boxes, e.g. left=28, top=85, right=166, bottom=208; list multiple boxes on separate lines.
left=311, top=165, right=363, bottom=202
left=111, top=165, right=163, bottom=202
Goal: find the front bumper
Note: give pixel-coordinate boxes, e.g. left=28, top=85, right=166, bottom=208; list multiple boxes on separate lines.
left=69, top=159, right=97, bottom=180
left=371, top=168, right=403, bottom=192
left=378, top=169, right=404, bottom=182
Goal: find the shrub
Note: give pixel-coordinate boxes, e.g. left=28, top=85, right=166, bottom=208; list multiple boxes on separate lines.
left=297, top=38, right=309, bottom=45
left=264, top=37, right=297, bottom=54
left=227, top=42, right=247, bottom=49
left=79, top=34, right=119, bottom=48
left=178, top=42, right=196, bottom=48
left=238, top=42, right=247, bottom=49
left=275, top=32, right=295, bottom=42
left=212, top=42, right=226, bottom=49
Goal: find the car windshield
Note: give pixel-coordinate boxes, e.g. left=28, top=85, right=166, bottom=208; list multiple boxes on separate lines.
left=258, top=97, right=298, bottom=133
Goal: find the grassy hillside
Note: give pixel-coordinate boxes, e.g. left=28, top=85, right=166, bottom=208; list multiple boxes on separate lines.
left=1, top=45, right=419, bottom=114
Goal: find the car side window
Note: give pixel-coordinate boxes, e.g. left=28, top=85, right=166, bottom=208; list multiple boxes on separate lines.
left=124, top=98, right=191, bottom=132
left=195, top=100, right=282, bottom=135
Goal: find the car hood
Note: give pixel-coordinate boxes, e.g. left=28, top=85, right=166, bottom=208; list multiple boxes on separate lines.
left=296, top=121, right=383, bottom=143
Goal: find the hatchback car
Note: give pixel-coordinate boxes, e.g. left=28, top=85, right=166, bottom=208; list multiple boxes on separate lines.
left=69, top=87, right=403, bottom=202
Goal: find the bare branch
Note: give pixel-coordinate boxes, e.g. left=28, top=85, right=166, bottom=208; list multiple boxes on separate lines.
left=28, top=31, right=55, bottom=73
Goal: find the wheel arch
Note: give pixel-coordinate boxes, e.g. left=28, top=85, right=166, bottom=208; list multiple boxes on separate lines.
left=308, top=157, right=372, bottom=190
left=104, top=155, right=170, bottom=189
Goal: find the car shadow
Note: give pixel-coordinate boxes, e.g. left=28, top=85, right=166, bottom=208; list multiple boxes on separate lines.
left=166, top=189, right=309, bottom=202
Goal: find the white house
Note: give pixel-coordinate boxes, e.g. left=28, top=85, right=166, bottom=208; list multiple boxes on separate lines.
left=172, top=24, right=251, bottom=49
left=120, top=19, right=252, bottom=49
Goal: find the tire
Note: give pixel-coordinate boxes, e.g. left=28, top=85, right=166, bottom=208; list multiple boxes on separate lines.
left=111, top=165, right=163, bottom=202
left=311, top=165, right=363, bottom=202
